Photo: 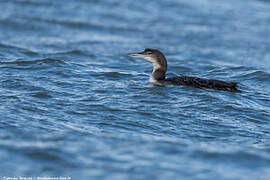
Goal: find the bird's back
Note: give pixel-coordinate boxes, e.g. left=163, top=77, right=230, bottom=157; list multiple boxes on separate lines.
left=165, top=76, right=241, bottom=92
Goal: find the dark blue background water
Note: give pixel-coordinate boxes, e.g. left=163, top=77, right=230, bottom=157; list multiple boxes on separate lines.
left=1, top=0, right=270, bottom=179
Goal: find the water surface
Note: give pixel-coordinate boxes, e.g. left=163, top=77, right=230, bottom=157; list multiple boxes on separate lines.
left=0, top=0, right=270, bottom=179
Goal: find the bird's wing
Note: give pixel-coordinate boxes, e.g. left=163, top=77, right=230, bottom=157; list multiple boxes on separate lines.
left=166, top=76, right=240, bottom=92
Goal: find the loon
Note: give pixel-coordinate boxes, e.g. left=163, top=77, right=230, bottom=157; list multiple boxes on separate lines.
left=127, top=48, right=241, bottom=92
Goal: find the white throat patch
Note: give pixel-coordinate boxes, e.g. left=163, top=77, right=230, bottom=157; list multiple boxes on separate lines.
left=144, top=56, right=161, bottom=69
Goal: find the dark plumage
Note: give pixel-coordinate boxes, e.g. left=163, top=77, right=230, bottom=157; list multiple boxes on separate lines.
left=166, top=76, right=240, bottom=92
left=127, top=48, right=241, bottom=92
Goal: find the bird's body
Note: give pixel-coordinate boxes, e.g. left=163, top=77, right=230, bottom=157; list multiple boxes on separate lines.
left=127, top=48, right=241, bottom=92
left=166, top=76, right=240, bottom=92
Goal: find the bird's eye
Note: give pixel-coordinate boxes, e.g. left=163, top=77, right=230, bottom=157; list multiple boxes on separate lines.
left=146, top=51, right=152, bottom=55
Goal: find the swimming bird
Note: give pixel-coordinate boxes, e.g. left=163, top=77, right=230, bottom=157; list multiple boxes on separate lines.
left=127, top=48, right=241, bottom=92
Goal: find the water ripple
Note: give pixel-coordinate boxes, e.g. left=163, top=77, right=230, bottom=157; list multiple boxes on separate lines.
left=1, top=0, right=270, bottom=179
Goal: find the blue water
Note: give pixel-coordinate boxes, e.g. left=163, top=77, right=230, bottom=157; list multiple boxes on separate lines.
left=0, top=0, right=270, bottom=179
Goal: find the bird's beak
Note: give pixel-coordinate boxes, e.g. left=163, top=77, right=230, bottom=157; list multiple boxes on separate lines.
left=127, top=51, right=145, bottom=58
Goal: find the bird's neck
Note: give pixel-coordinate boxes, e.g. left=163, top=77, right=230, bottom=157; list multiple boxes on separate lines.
left=148, top=55, right=167, bottom=83
left=150, top=62, right=167, bottom=81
